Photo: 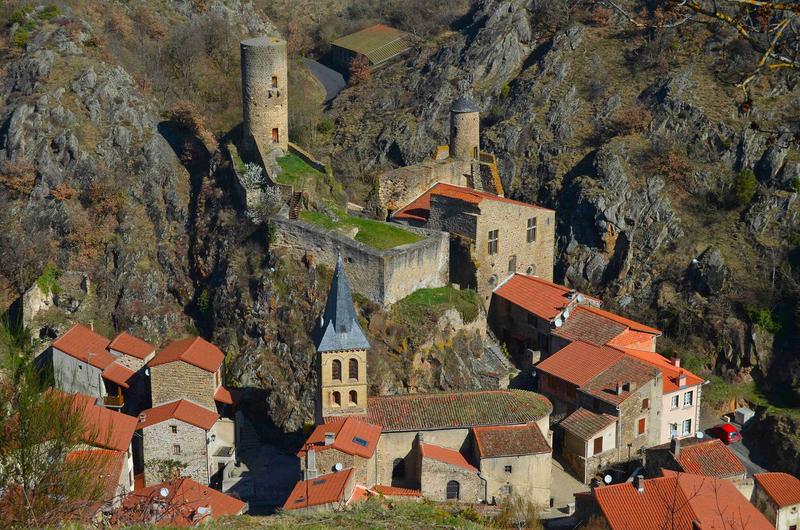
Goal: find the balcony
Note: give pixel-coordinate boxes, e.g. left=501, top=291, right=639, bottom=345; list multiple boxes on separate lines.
left=103, top=393, right=124, bottom=408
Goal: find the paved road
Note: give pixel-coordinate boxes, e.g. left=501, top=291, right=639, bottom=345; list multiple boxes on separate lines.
left=303, top=58, right=345, bottom=102
left=728, top=439, right=767, bottom=476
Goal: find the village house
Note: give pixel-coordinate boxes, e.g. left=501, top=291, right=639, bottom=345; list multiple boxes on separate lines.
left=289, top=254, right=554, bottom=508
left=577, top=470, right=774, bottom=530
left=644, top=437, right=747, bottom=482
left=753, top=472, right=800, bottom=530
left=51, top=323, right=155, bottom=411
left=284, top=468, right=361, bottom=512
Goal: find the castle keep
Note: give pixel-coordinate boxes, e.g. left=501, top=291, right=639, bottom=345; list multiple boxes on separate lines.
left=241, top=36, right=288, bottom=154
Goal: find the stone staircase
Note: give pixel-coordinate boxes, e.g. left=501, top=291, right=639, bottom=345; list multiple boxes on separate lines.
left=236, top=410, right=263, bottom=455
left=288, top=191, right=303, bottom=219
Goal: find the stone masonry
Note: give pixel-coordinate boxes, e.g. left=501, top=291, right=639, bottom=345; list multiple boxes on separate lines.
left=142, top=419, right=209, bottom=486
left=241, top=36, right=288, bottom=153
left=419, top=454, right=483, bottom=503
left=150, top=361, right=216, bottom=410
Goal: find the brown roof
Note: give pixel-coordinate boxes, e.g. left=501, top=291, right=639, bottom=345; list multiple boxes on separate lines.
left=108, top=332, right=155, bottom=359
left=365, top=389, right=552, bottom=432
left=52, top=323, right=115, bottom=369
left=331, top=24, right=410, bottom=65
left=300, top=416, right=382, bottom=459
left=67, top=393, right=137, bottom=452
left=472, top=423, right=551, bottom=458
left=420, top=443, right=478, bottom=472
left=552, top=306, right=628, bottom=345
left=492, top=273, right=598, bottom=322
left=536, top=341, right=624, bottom=387
left=284, top=468, right=354, bottom=510
left=755, top=472, right=800, bottom=507
left=137, top=399, right=219, bottom=431
left=149, top=337, right=224, bottom=373
left=559, top=408, right=617, bottom=440
left=121, top=477, right=246, bottom=524
left=581, top=357, right=659, bottom=406
left=676, top=439, right=746, bottom=479
left=594, top=470, right=773, bottom=530
left=213, top=385, right=235, bottom=405
left=372, top=485, right=422, bottom=497
left=101, top=362, right=136, bottom=388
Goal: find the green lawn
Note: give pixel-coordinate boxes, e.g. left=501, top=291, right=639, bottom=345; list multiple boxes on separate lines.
left=276, top=153, right=326, bottom=186
left=299, top=209, right=423, bottom=250
left=393, top=286, right=482, bottom=326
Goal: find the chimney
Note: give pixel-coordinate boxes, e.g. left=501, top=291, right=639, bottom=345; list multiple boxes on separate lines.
left=671, top=437, right=681, bottom=459
left=615, top=383, right=624, bottom=395
left=671, top=357, right=680, bottom=368
left=678, top=373, right=687, bottom=387
left=417, top=432, right=425, bottom=445
left=138, top=413, right=147, bottom=423
left=306, top=449, right=318, bottom=479
left=89, top=320, right=94, bottom=331
left=634, top=474, right=645, bottom=493
left=324, top=432, right=335, bottom=446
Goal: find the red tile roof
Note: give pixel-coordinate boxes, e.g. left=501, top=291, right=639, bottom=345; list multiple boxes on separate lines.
left=755, top=472, right=800, bottom=507
left=137, top=399, right=218, bottom=431
left=67, top=393, right=137, bottom=451
left=300, top=416, right=382, bottom=459
left=366, top=389, right=552, bottom=432
left=676, top=439, right=746, bottom=479
left=582, top=305, right=661, bottom=335
left=121, top=477, right=246, bottom=525
left=109, top=332, right=155, bottom=359
left=284, top=468, right=354, bottom=510
left=552, top=306, right=628, bottom=345
left=101, top=362, right=136, bottom=388
left=372, top=485, right=422, bottom=497
left=52, top=323, right=115, bottom=369
left=580, top=357, right=660, bottom=406
left=607, top=329, right=659, bottom=349
left=493, top=273, right=598, bottom=321
left=616, top=347, right=703, bottom=393
left=66, top=449, right=126, bottom=502
left=149, top=337, right=224, bottom=373
left=420, top=443, right=478, bottom=472
left=536, top=341, right=624, bottom=387
left=213, top=386, right=235, bottom=405
left=393, top=183, right=551, bottom=222
left=472, top=423, right=551, bottom=458
left=559, top=408, right=617, bottom=440
left=594, top=471, right=773, bottom=530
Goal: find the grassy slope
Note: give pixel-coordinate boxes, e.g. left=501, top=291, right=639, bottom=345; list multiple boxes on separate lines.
left=299, top=209, right=423, bottom=250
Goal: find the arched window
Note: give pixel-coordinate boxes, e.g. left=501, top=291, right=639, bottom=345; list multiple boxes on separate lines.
left=446, top=480, right=460, bottom=500
left=349, top=358, right=359, bottom=380
left=392, top=458, right=405, bottom=483
left=331, top=391, right=341, bottom=407
left=331, top=359, right=341, bottom=381
left=349, top=390, right=358, bottom=405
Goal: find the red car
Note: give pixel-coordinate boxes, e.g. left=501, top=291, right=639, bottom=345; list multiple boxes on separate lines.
left=708, top=423, right=742, bottom=444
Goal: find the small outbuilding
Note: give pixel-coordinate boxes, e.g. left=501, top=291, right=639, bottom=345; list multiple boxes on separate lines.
left=734, top=406, right=755, bottom=426
left=330, top=24, right=411, bottom=71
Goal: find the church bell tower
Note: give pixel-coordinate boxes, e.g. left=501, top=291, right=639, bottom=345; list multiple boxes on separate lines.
left=314, top=253, right=370, bottom=424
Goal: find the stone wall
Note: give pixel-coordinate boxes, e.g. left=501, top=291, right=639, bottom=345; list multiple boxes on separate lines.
left=420, top=454, right=483, bottom=503
left=479, top=453, right=551, bottom=507
left=241, top=36, right=288, bottom=153
left=307, top=448, right=375, bottom=486
left=271, top=211, right=449, bottom=306
left=52, top=347, right=104, bottom=398
left=288, top=142, right=329, bottom=175
left=374, top=429, right=470, bottom=488
left=450, top=111, right=480, bottom=160
left=142, top=420, right=209, bottom=486
left=150, top=361, right=215, bottom=410
left=317, top=349, right=368, bottom=423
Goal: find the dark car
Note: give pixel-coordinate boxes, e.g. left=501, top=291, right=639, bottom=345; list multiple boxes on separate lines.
left=708, top=423, right=742, bottom=444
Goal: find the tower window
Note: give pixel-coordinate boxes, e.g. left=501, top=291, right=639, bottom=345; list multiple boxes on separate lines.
left=271, top=75, right=278, bottom=88
left=331, top=359, right=342, bottom=381
left=348, top=358, right=359, bottom=380
left=332, top=391, right=341, bottom=407
left=349, top=390, right=358, bottom=405
left=488, top=229, right=499, bottom=255
left=527, top=218, right=537, bottom=243
left=272, top=128, right=279, bottom=143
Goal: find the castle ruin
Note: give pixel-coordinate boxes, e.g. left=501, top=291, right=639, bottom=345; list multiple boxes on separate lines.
left=240, top=36, right=289, bottom=154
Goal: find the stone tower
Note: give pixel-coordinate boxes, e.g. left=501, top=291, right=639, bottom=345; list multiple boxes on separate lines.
left=449, top=95, right=480, bottom=160
left=314, top=253, right=370, bottom=424
left=240, top=36, right=288, bottom=153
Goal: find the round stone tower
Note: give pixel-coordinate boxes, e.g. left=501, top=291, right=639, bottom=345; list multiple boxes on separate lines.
left=241, top=36, right=288, bottom=153
left=449, top=95, right=480, bottom=160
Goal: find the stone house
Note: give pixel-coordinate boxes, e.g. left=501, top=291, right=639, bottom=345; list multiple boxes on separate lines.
left=66, top=449, right=130, bottom=516
left=52, top=324, right=153, bottom=411
left=299, top=416, right=382, bottom=486
left=394, top=183, right=555, bottom=305
left=644, top=437, right=746, bottom=482
left=418, top=441, right=483, bottom=503
left=284, top=468, right=358, bottom=512
left=753, top=472, right=800, bottom=530
left=135, top=399, right=235, bottom=488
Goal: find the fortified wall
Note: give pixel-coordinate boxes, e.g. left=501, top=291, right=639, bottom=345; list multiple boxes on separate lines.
left=270, top=207, right=449, bottom=306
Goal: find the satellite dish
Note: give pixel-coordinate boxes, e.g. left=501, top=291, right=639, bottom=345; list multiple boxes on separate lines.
left=576, top=294, right=585, bottom=303
left=603, top=475, right=612, bottom=484
left=563, top=308, right=571, bottom=319
left=554, top=317, right=563, bottom=328
left=144, top=368, right=150, bottom=377
left=696, top=432, right=704, bottom=439
left=159, top=487, right=169, bottom=498
left=320, top=316, right=324, bottom=327
left=197, top=506, right=209, bottom=516
left=334, top=462, right=343, bottom=472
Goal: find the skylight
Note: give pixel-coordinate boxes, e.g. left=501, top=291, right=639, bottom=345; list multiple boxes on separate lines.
left=353, top=436, right=369, bottom=447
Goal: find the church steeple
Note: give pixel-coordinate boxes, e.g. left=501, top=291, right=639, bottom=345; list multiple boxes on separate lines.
left=315, top=253, right=369, bottom=424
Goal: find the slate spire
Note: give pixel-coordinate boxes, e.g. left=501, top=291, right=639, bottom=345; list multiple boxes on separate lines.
left=316, top=252, right=370, bottom=353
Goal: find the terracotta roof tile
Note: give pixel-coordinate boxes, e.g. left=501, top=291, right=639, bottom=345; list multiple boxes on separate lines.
left=66, top=392, right=137, bottom=452
left=137, top=399, right=218, bottom=431
left=122, top=477, right=246, bottom=524
left=552, top=306, right=628, bottom=345
left=607, top=329, right=659, bottom=349
left=535, top=341, right=625, bottom=387
left=676, top=439, right=746, bottom=479
left=420, top=443, right=478, bottom=472
left=213, top=385, right=236, bottom=405
left=284, top=468, right=354, bottom=510
left=372, top=485, right=422, bottom=497
left=300, top=416, right=382, bottom=459
left=581, top=357, right=660, bottom=406
left=559, top=408, right=617, bottom=440
left=581, top=305, right=661, bottom=335
left=52, top=323, right=114, bottom=369
left=101, top=362, right=136, bottom=388
left=149, top=337, right=224, bottom=373
left=492, top=273, right=598, bottom=321
left=754, top=472, right=800, bottom=507
left=473, top=423, right=551, bottom=458
left=616, top=347, right=703, bottom=393
left=594, top=471, right=773, bottom=530
left=108, top=332, right=155, bottom=359
left=366, top=389, right=552, bottom=432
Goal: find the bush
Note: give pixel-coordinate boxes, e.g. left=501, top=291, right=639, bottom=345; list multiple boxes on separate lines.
left=38, top=5, right=60, bottom=21
left=316, top=117, right=334, bottom=135
left=36, top=262, right=62, bottom=296
left=11, top=30, right=29, bottom=48
left=611, top=103, right=652, bottom=134
left=733, top=169, right=757, bottom=206
left=348, top=55, right=371, bottom=86
left=747, top=306, right=782, bottom=333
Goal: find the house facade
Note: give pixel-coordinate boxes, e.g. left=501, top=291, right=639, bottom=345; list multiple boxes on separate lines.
left=753, top=472, right=800, bottom=530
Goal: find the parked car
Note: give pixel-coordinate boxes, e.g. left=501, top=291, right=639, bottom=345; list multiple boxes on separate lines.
left=708, top=423, right=742, bottom=444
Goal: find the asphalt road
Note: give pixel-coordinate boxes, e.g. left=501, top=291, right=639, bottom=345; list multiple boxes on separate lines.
left=727, top=438, right=768, bottom=476
left=303, top=58, right=345, bottom=102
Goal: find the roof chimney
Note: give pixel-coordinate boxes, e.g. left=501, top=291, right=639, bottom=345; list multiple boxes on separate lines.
left=634, top=474, right=645, bottom=493
left=324, top=432, right=335, bottom=446
left=138, top=413, right=147, bottom=423
left=678, top=373, right=687, bottom=387
left=671, top=357, right=680, bottom=368
left=89, top=320, right=94, bottom=331
left=615, top=383, right=624, bottom=395
left=671, top=437, right=681, bottom=459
